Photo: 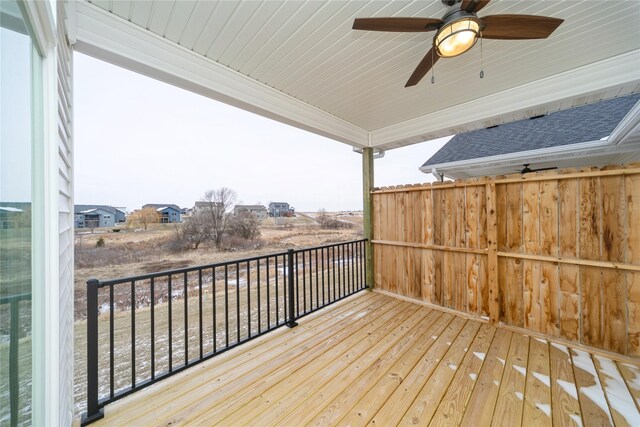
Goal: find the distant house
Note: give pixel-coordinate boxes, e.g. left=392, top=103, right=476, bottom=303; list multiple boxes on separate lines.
left=234, top=205, right=268, bottom=219
left=420, top=93, right=640, bottom=179
left=74, top=204, right=126, bottom=229
left=193, top=201, right=222, bottom=212
left=268, top=202, right=295, bottom=217
left=0, top=206, right=25, bottom=229
left=142, top=203, right=180, bottom=211
left=140, top=204, right=182, bottom=223
left=156, top=206, right=181, bottom=223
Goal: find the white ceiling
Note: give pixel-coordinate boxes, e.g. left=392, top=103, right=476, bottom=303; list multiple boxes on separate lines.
left=74, top=0, right=640, bottom=150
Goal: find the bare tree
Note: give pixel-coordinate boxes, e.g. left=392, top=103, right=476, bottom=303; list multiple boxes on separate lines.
left=85, top=217, right=99, bottom=234
left=173, top=211, right=211, bottom=250
left=200, top=187, right=237, bottom=249
left=317, top=208, right=352, bottom=230
left=317, top=208, right=329, bottom=228
left=228, top=212, right=261, bottom=240
left=129, top=207, right=160, bottom=231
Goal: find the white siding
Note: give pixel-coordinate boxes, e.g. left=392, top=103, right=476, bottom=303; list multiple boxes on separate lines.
left=57, top=3, right=74, bottom=425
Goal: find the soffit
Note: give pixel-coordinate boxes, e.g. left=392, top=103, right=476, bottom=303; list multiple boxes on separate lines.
left=80, top=0, right=640, bottom=148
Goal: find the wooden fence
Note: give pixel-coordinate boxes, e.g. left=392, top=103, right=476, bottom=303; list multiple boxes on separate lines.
left=371, top=164, right=640, bottom=357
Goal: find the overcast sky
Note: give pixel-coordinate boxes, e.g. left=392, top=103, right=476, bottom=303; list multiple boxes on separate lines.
left=74, top=53, right=450, bottom=212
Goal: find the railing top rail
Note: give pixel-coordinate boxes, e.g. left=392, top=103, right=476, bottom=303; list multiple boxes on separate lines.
left=94, top=239, right=368, bottom=288
left=96, top=251, right=289, bottom=287
left=0, top=293, right=32, bottom=304
left=291, top=238, right=367, bottom=253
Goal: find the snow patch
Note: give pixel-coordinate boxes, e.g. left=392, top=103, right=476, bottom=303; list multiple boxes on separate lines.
left=534, top=338, right=547, bottom=344
left=594, top=355, right=640, bottom=426
left=551, top=342, right=570, bottom=355
left=515, top=392, right=523, bottom=400
left=569, top=414, right=583, bottom=427
left=493, top=380, right=500, bottom=387
left=572, top=350, right=614, bottom=426
left=513, top=365, right=526, bottom=376
left=469, top=373, right=477, bottom=381
left=448, top=363, right=457, bottom=371
left=473, top=351, right=486, bottom=361
left=446, top=341, right=452, bottom=346
left=621, top=363, right=640, bottom=392
left=535, top=403, right=551, bottom=417
left=431, top=335, right=438, bottom=340
left=556, top=379, right=578, bottom=400
left=533, top=372, right=550, bottom=387
left=497, top=357, right=505, bottom=366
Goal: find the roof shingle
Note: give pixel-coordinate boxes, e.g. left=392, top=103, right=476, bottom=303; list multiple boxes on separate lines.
left=422, top=93, right=640, bottom=168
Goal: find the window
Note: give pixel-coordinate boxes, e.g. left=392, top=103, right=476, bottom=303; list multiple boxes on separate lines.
left=1, top=1, right=40, bottom=423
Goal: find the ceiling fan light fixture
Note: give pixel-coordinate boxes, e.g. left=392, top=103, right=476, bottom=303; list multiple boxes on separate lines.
left=434, top=15, right=480, bottom=58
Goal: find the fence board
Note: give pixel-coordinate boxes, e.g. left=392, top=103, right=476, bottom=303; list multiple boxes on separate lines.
left=523, top=181, right=540, bottom=255
left=579, top=177, right=601, bottom=260
left=629, top=272, right=640, bottom=356
left=371, top=164, right=640, bottom=357
left=466, top=186, right=479, bottom=313
left=580, top=266, right=602, bottom=348
left=602, top=269, right=626, bottom=354
left=628, top=175, right=640, bottom=265
left=600, top=175, right=625, bottom=262
left=422, top=189, right=434, bottom=244
left=559, top=264, right=580, bottom=341
left=540, top=179, right=559, bottom=257
left=559, top=178, right=578, bottom=258
left=541, top=261, right=559, bottom=337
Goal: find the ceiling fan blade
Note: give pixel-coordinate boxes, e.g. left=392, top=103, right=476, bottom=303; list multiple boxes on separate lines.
left=532, top=166, right=558, bottom=172
left=353, top=17, right=442, bottom=32
left=405, top=47, right=439, bottom=87
left=480, top=15, right=564, bottom=40
left=461, top=0, right=491, bottom=13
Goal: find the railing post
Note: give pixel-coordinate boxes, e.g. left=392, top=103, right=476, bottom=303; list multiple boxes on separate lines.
left=9, top=299, right=19, bottom=427
left=82, top=278, right=104, bottom=425
left=286, top=249, right=298, bottom=328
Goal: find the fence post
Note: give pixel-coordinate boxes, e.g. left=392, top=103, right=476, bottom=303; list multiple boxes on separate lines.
left=286, top=249, right=298, bottom=328
left=82, top=278, right=104, bottom=425
left=485, top=182, right=500, bottom=325
left=362, top=147, right=374, bottom=290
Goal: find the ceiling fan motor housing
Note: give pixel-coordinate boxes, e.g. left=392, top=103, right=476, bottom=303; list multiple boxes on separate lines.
left=442, top=0, right=462, bottom=6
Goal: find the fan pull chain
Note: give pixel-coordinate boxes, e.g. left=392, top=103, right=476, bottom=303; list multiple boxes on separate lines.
left=431, top=48, right=435, bottom=84
left=479, top=31, right=485, bottom=78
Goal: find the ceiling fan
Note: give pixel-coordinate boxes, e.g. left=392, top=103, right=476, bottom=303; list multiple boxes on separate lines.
left=519, top=164, right=558, bottom=174
left=352, top=0, right=564, bottom=87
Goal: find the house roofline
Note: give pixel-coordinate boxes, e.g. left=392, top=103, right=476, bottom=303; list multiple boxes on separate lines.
left=420, top=97, right=640, bottom=178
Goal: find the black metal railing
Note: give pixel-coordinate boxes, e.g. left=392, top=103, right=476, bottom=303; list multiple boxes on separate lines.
left=81, top=239, right=367, bottom=425
left=0, top=292, right=31, bottom=427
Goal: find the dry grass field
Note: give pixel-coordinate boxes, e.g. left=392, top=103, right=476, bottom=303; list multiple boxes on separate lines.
left=73, top=212, right=363, bottom=418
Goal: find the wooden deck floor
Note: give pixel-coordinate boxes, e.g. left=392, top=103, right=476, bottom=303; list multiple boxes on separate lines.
left=95, top=291, right=640, bottom=426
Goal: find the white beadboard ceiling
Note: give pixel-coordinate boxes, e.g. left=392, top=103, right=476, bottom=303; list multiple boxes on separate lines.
left=76, top=0, right=640, bottom=150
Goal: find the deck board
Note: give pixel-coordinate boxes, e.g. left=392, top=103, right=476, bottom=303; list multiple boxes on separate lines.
left=94, top=292, right=640, bottom=427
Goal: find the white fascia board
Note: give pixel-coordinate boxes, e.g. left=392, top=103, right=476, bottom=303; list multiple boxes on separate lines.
left=419, top=138, right=640, bottom=175
left=372, top=50, right=640, bottom=150
left=608, top=98, right=640, bottom=146
left=73, top=1, right=369, bottom=148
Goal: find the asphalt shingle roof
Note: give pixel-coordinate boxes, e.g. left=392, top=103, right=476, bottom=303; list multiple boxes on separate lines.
left=74, top=204, right=124, bottom=215
left=422, top=93, right=640, bottom=168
